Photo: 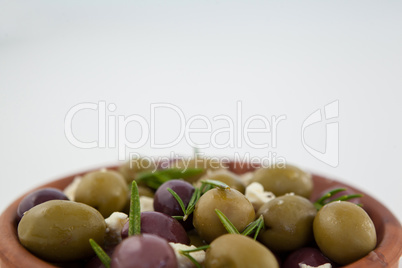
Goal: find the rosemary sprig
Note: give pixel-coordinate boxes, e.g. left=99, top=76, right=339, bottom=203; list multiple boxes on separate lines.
left=214, top=209, right=265, bottom=240
left=241, top=215, right=265, bottom=240
left=168, top=180, right=230, bottom=221
left=215, top=209, right=240, bottom=234
left=199, top=179, right=230, bottom=190
left=179, top=245, right=210, bottom=268
left=167, top=188, right=187, bottom=215
left=314, top=188, right=363, bottom=210
left=129, top=180, right=141, bottom=236
left=89, top=239, right=111, bottom=268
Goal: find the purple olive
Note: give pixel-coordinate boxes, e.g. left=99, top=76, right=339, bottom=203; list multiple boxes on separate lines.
left=111, top=234, right=177, bottom=268
left=17, top=188, right=68, bottom=221
left=121, top=211, right=190, bottom=245
left=153, top=179, right=195, bottom=230
left=282, top=247, right=334, bottom=268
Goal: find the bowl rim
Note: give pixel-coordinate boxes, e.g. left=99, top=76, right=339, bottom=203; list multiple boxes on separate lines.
left=0, top=163, right=401, bottom=268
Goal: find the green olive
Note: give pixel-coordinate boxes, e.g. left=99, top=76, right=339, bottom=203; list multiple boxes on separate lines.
left=313, top=201, right=377, bottom=265
left=75, top=169, right=128, bottom=218
left=257, top=194, right=316, bottom=251
left=200, top=170, right=246, bottom=193
left=250, top=164, right=313, bottom=198
left=193, top=188, right=255, bottom=243
left=205, top=234, right=279, bottom=268
left=18, top=200, right=106, bottom=262
left=118, top=157, right=156, bottom=183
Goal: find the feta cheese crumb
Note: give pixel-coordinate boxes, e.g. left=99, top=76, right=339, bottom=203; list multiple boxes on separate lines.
left=140, top=196, right=154, bottom=212
left=169, top=243, right=205, bottom=268
left=63, top=176, right=82, bottom=201
left=300, top=263, right=332, bottom=268
left=245, top=182, right=275, bottom=211
left=104, top=212, right=128, bottom=246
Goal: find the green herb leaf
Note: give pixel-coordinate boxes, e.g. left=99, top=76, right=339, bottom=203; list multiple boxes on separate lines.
left=179, top=245, right=210, bottom=268
left=215, top=209, right=240, bottom=234
left=200, top=179, right=230, bottom=190
left=89, top=239, right=111, bottom=268
left=182, top=252, right=201, bottom=268
left=314, top=188, right=363, bottom=210
left=253, top=215, right=265, bottom=240
left=331, top=194, right=363, bottom=202
left=180, top=245, right=210, bottom=253
left=167, top=187, right=187, bottom=215
left=168, top=177, right=227, bottom=222
left=241, top=215, right=265, bottom=240
left=129, top=180, right=141, bottom=236
left=315, top=188, right=346, bottom=205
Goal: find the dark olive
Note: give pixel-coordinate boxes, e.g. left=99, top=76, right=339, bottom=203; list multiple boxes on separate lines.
left=313, top=201, right=377, bottom=265
left=199, top=170, right=246, bottom=193
left=250, top=164, right=313, bottom=198
left=257, top=194, right=317, bottom=251
left=17, top=188, right=69, bottom=221
left=118, top=157, right=156, bottom=183
left=74, top=169, right=128, bottom=218
left=18, top=200, right=106, bottom=262
left=121, top=211, right=190, bottom=245
left=205, top=234, right=279, bottom=268
left=193, top=188, right=255, bottom=243
left=111, top=234, right=177, bottom=268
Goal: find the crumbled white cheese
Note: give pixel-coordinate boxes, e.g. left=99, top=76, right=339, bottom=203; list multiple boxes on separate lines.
left=245, top=182, right=275, bottom=211
left=140, top=196, right=154, bottom=212
left=104, top=212, right=128, bottom=245
left=300, top=263, right=332, bottom=268
left=169, top=243, right=205, bottom=268
left=63, top=176, right=82, bottom=201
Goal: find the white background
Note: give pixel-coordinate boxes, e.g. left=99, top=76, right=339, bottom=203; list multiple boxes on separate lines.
left=0, top=0, right=401, bottom=237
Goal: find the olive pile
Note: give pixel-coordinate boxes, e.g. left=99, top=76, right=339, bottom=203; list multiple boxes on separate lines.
left=16, top=157, right=377, bottom=267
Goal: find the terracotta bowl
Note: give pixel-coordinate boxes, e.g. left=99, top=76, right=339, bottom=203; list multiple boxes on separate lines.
left=0, top=163, right=401, bottom=267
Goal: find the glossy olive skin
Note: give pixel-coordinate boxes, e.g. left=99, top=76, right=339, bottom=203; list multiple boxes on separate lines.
left=118, top=158, right=156, bottom=183
left=205, top=234, right=279, bottom=268
left=313, top=201, right=377, bottom=265
left=153, top=179, right=195, bottom=230
left=193, top=188, right=255, bottom=243
left=257, top=194, right=317, bottom=251
left=250, top=164, right=313, bottom=198
left=17, top=188, right=69, bottom=221
left=75, top=169, right=128, bottom=218
left=199, top=170, right=246, bottom=193
left=18, top=200, right=106, bottom=262
left=121, top=211, right=191, bottom=245
left=111, top=234, right=177, bottom=268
